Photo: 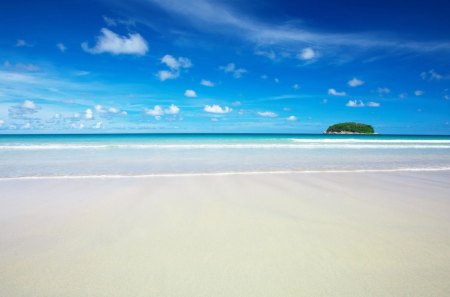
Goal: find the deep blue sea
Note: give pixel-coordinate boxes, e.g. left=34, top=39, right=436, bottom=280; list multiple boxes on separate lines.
left=1, top=133, right=450, bottom=178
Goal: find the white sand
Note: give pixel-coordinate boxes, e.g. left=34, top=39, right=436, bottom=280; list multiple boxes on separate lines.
left=1, top=171, right=450, bottom=297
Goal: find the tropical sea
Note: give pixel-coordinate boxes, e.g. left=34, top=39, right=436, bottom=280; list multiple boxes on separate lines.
left=1, top=133, right=450, bottom=178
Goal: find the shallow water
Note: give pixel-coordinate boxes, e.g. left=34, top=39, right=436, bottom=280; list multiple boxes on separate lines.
left=1, top=133, right=450, bottom=177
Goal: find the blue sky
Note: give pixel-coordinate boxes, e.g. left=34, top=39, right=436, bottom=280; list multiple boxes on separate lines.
left=0, top=0, right=450, bottom=134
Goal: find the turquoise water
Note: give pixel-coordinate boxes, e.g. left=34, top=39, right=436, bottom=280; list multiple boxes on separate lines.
left=1, top=134, right=450, bottom=178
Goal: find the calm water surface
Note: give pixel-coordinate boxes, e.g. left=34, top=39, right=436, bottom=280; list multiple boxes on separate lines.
left=1, top=134, right=450, bottom=177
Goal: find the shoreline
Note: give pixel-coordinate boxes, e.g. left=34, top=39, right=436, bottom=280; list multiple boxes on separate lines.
left=1, top=166, right=450, bottom=180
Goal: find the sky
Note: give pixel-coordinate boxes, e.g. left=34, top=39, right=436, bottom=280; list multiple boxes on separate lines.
left=0, top=0, right=450, bottom=134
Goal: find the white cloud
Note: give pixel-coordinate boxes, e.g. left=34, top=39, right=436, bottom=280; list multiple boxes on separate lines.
left=231, top=101, right=241, bottom=106
left=85, top=108, right=93, bottom=119
left=82, top=28, right=148, bottom=56
left=298, top=47, right=316, bottom=60
left=22, top=100, right=37, bottom=109
left=204, top=104, right=232, bottom=113
left=145, top=104, right=180, bottom=117
left=93, top=121, right=103, bottom=129
left=328, top=88, right=346, bottom=96
left=184, top=89, right=197, bottom=97
left=257, top=111, right=278, bottom=117
left=0, top=119, right=4, bottom=127
left=415, top=90, right=424, bottom=96
left=158, top=55, right=192, bottom=81
left=56, top=43, right=67, bottom=52
left=161, top=54, right=192, bottom=70
left=108, top=107, right=119, bottom=113
left=157, top=70, right=178, bottom=81
left=345, top=100, right=365, bottom=107
left=286, top=115, right=298, bottom=121
left=145, top=105, right=164, bottom=116
left=220, top=63, right=247, bottom=78
left=367, top=101, right=380, bottom=107
left=200, top=79, right=215, bottom=87
left=95, top=105, right=105, bottom=113
left=348, top=78, right=364, bottom=87
left=164, top=104, right=180, bottom=114
left=293, top=83, right=300, bottom=90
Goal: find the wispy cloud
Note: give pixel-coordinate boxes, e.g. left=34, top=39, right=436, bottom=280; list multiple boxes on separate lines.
left=377, top=87, right=390, bottom=96
left=328, top=88, right=346, bottom=96
left=3, top=61, right=40, bottom=72
left=82, top=28, right=148, bottom=55
left=414, top=90, right=424, bottom=96
left=421, top=69, right=449, bottom=81
left=103, top=15, right=136, bottom=27
left=56, top=43, right=67, bottom=52
left=136, top=0, right=450, bottom=53
left=220, top=63, right=247, bottom=78
left=255, top=49, right=276, bottom=60
left=257, top=111, right=278, bottom=117
left=16, top=39, right=32, bottom=47
left=367, top=101, right=380, bottom=107
left=8, top=100, right=41, bottom=119
left=346, top=100, right=380, bottom=107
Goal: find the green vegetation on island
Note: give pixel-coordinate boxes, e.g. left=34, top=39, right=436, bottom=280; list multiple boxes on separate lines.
left=325, top=122, right=375, bottom=134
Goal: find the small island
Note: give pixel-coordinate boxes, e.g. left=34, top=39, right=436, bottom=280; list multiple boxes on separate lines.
left=325, top=122, right=375, bottom=134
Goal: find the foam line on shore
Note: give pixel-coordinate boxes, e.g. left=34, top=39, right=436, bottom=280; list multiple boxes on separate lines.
left=2, top=167, right=450, bottom=180
left=2, top=144, right=450, bottom=150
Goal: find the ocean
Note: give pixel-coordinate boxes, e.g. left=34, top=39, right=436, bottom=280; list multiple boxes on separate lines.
left=1, top=133, right=450, bottom=178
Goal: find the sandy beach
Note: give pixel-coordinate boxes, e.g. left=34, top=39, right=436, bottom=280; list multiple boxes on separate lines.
left=1, top=171, right=450, bottom=296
